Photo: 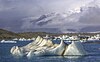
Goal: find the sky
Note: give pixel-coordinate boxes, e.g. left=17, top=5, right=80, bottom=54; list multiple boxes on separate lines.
left=0, top=0, right=100, bottom=33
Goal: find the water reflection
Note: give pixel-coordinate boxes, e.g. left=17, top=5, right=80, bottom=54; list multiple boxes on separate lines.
left=63, top=56, right=85, bottom=59
left=26, top=56, right=87, bottom=62
left=41, top=56, right=84, bottom=59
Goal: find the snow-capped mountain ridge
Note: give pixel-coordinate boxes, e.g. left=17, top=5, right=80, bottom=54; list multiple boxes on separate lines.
left=21, top=1, right=100, bottom=33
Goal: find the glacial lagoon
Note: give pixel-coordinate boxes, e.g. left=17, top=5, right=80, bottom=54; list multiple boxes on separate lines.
left=0, top=40, right=100, bottom=62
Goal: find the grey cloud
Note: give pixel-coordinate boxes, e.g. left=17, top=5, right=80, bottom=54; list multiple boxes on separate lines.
left=80, top=25, right=100, bottom=32
left=21, top=12, right=81, bottom=33
left=20, top=1, right=100, bottom=33
left=1, top=0, right=100, bottom=33
left=79, top=6, right=100, bottom=25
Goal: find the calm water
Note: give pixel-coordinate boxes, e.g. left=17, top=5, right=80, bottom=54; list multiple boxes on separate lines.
left=0, top=41, right=100, bottom=62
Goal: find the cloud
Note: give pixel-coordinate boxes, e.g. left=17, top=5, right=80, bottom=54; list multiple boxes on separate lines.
left=20, top=11, right=80, bottom=33
left=0, top=0, right=100, bottom=33
left=0, top=0, right=92, bottom=14
left=20, top=0, right=100, bottom=33
left=80, top=25, right=100, bottom=32
left=79, top=6, right=100, bottom=25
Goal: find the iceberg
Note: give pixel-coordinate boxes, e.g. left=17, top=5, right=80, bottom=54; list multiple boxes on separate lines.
left=0, top=40, right=17, bottom=43
left=10, top=46, right=24, bottom=57
left=27, top=40, right=66, bottom=58
left=38, top=39, right=53, bottom=47
left=10, top=36, right=88, bottom=58
left=10, top=36, right=54, bottom=57
left=21, top=36, right=42, bottom=51
left=64, top=41, right=88, bottom=56
left=10, top=36, right=41, bottom=57
left=47, top=40, right=66, bottom=55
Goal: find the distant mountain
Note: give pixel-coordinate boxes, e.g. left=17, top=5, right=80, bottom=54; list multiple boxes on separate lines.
left=0, top=0, right=100, bottom=33
left=0, top=29, right=60, bottom=40
left=21, top=3, right=100, bottom=33
left=0, top=29, right=100, bottom=40
left=0, top=29, right=20, bottom=40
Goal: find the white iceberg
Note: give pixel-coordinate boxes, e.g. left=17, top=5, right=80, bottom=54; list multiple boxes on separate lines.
left=10, top=36, right=88, bottom=58
left=64, top=41, right=88, bottom=56
left=10, top=46, right=24, bottom=57
left=10, top=36, right=40, bottom=57
left=27, top=40, right=66, bottom=58
left=10, top=36, right=54, bottom=57
left=0, top=40, right=17, bottom=43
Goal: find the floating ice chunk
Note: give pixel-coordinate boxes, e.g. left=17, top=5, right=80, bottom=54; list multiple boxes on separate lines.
left=27, top=40, right=66, bottom=58
left=11, top=36, right=88, bottom=59
left=0, top=40, right=16, bottom=43
left=64, top=41, right=88, bottom=56
left=10, top=46, right=24, bottom=57
left=48, top=40, right=66, bottom=55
